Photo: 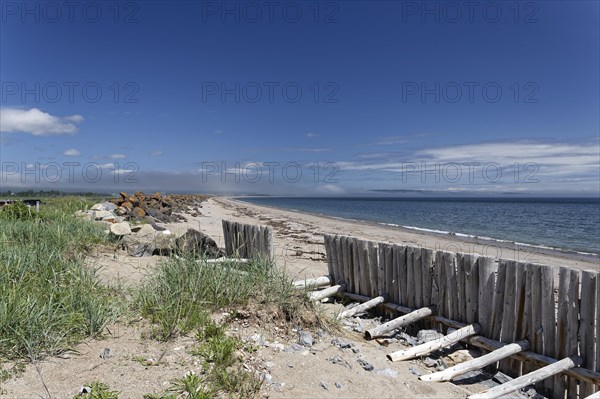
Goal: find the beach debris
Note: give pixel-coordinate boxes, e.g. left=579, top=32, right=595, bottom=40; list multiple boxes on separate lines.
left=100, top=348, right=113, bottom=359
left=109, top=222, right=132, bottom=236
left=328, top=354, right=352, bottom=369
left=417, top=329, right=444, bottom=344
left=357, top=357, right=374, bottom=371
left=175, top=229, right=224, bottom=257
left=319, top=381, right=329, bottom=390
left=298, top=331, right=314, bottom=347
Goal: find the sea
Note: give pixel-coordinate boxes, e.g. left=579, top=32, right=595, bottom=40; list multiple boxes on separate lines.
left=236, top=197, right=600, bottom=256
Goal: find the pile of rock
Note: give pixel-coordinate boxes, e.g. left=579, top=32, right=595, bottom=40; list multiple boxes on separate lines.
left=108, top=192, right=208, bottom=223
left=75, top=199, right=222, bottom=258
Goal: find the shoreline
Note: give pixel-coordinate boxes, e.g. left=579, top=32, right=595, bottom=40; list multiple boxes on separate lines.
left=231, top=197, right=600, bottom=261
left=214, top=197, right=599, bottom=272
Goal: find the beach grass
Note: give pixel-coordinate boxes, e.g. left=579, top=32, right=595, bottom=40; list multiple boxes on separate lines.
left=0, top=198, right=123, bottom=361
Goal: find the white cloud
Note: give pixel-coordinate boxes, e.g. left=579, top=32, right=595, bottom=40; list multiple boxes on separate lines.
left=150, top=150, right=163, bottom=157
left=0, top=107, right=83, bottom=136
left=306, top=132, right=319, bottom=138
left=109, top=154, right=126, bottom=159
left=63, top=148, right=81, bottom=157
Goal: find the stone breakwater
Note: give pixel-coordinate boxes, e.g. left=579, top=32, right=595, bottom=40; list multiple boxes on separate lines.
left=75, top=192, right=221, bottom=258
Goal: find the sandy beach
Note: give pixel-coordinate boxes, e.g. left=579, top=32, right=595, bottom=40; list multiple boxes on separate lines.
left=185, top=197, right=599, bottom=282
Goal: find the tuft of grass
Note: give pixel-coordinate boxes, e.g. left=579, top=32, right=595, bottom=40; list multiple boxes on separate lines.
left=0, top=197, right=123, bottom=361
left=135, top=255, right=318, bottom=340
left=73, top=381, right=120, bottom=399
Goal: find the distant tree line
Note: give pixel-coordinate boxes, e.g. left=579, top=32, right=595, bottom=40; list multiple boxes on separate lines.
left=0, top=190, right=111, bottom=197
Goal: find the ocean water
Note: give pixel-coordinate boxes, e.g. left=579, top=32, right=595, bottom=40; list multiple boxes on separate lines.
left=236, top=197, right=600, bottom=255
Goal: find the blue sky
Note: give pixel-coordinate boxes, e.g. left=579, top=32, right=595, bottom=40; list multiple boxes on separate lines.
left=1, top=0, right=599, bottom=196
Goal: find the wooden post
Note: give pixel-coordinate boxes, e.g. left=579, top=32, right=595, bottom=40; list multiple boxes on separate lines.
left=540, top=265, right=556, bottom=394
left=222, top=220, right=231, bottom=255
left=478, top=257, right=496, bottom=338
left=387, top=323, right=480, bottom=362
left=465, top=254, right=479, bottom=324
left=499, top=260, right=517, bottom=374
left=359, top=240, right=370, bottom=297
left=292, top=275, right=332, bottom=289
left=583, top=393, right=600, bottom=399
left=406, top=246, right=415, bottom=308
left=365, top=306, right=434, bottom=340
left=566, top=269, right=580, bottom=399
left=491, top=260, right=506, bottom=341
left=309, top=284, right=346, bottom=301
left=337, top=295, right=386, bottom=320
left=421, top=248, right=434, bottom=307
left=265, top=226, right=273, bottom=260
left=420, top=340, right=529, bottom=382
left=437, top=251, right=447, bottom=318
left=414, top=247, right=424, bottom=308
left=339, top=236, right=349, bottom=288
left=383, top=244, right=394, bottom=303
left=352, top=237, right=361, bottom=296
left=469, top=356, right=583, bottom=399
left=368, top=241, right=379, bottom=298
left=555, top=267, right=570, bottom=398
left=397, top=245, right=407, bottom=306
left=456, top=253, right=467, bottom=323
left=580, top=270, right=597, bottom=397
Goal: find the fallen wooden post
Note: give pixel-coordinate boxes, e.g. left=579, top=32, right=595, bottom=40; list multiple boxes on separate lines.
left=420, top=339, right=529, bottom=382
left=336, top=295, right=386, bottom=320
left=331, top=293, right=600, bottom=385
left=309, top=284, right=346, bottom=301
left=387, top=324, right=481, bottom=362
left=292, top=275, right=332, bottom=289
left=205, top=257, right=251, bottom=264
left=583, top=392, right=600, bottom=399
left=469, top=356, right=582, bottom=399
left=365, top=306, right=434, bottom=340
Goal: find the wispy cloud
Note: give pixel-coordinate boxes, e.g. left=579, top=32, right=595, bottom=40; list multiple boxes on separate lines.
left=0, top=107, right=83, bottom=136
left=150, top=150, right=163, bottom=157
left=63, top=148, right=81, bottom=157
left=109, top=154, right=126, bottom=159
left=306, top=132, right=319, bottom=138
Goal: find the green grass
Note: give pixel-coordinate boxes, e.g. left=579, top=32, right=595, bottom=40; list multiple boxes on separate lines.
left=135, top=255, right=318, bottom=341
left=0, top=198, right=122, bottom=361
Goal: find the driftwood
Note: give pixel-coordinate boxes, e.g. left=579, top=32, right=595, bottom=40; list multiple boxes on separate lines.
left=469, top=356, right=582, bottom=399
left=365, top=306, right=434, bottom=340
left=420, top=340, right=529, bottom=382
left=387, top=324, right=481, bottom=362
left=309, top=284, right=346, bottom=301
left=336, top=295, right=386, bottom=320
left=292, top=275, right=332, bottom=289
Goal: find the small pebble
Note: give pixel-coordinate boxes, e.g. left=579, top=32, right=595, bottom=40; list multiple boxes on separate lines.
left=320, top=381, right=329, bottom=390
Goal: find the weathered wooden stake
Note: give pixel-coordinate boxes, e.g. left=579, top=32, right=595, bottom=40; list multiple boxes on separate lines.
left=337, top=295, right=386, bottom=320
left=387, top=324, right=481, bottom=362
left=308, top=284, right=346, bottom=302
left=469, top=356, right=582, bottom=399
left=365, top=306, right=434, bottom=340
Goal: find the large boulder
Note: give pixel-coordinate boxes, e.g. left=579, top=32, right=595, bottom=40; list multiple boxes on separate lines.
left=122, top=224, right=158, bottom=257
left=93, top=210, right=114, bottom=220
left=110, top=222, right=132, bottom=236
left=175, top=229, right=223, bottom=258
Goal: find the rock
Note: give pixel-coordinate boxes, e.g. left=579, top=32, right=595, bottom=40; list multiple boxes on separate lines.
left=265, top=362, right=275, bottom=369
left=122, top=201, right=133, bottom=210
left=328, top=354, right=352, bottom=369
left=375, top=368, right=398, bottom=378
left=74, top=210, right=93, bottom=221
left=93, top=210, right=113, bottom=220
left=90, top=203, right=105, bottom=211
left=298, top=331, right=314, bottom=347
left=423, top=357, right=440, bottom=368
left=319, top=381, right=329, bottom=390
left=397, top=332, right=419, bottom=346
left=408, top=367, right=421, bottom=376
left=417, top=330, right=444, bottom=343
left=122, top=224, right=158, bottom=256
left=335, top=382, right=343, bottom=389
left=101, top=202, right=117, bottom=211
left=357, top=358, right=374, bottom=371
left=100, top=348, right=112, bottom=359
left=175, top=229, right=223, bottom=258
left=331, top=338, right=352, bottom=349
left=110, top=222, right=132, bottom=236
left=131, top=207, right=146, bottom=218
